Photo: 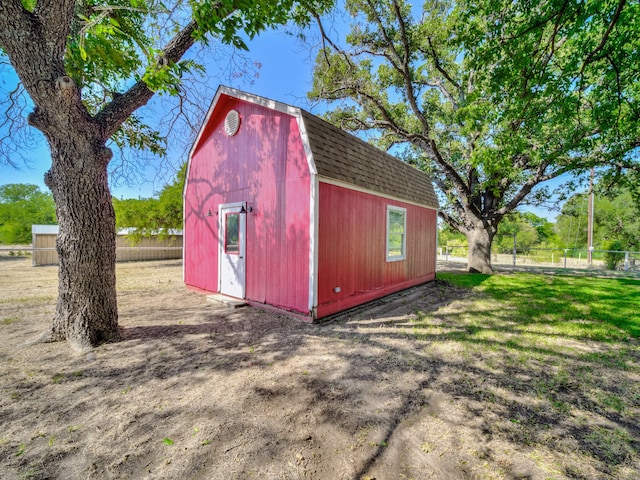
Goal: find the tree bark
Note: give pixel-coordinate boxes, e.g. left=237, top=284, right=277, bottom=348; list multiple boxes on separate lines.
left=39, top=130, right=119, bottom=351
left=466, top=227, right=494, bottom=274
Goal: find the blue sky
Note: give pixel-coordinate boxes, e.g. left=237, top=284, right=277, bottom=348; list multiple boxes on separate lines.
left=0, top=25, right=564, bottom=220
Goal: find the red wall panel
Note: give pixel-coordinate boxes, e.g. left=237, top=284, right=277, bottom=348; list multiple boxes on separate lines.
left=316, top=182, right=437, bottom=318
left=184, top=95, right=310, bottom=314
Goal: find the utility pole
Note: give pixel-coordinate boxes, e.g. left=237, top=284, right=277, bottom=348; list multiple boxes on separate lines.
left=587, top=168, right=594, bottom=266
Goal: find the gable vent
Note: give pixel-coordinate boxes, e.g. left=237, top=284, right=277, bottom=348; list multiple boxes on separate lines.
left=224, top=109, right=241, bottom=136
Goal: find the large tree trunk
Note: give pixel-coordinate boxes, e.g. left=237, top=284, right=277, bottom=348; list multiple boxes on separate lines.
left=0, top=5, right=196, bottom=353
left=40, top=132, right=119, bottom=351
left=466, top=227, right=494, bottom=274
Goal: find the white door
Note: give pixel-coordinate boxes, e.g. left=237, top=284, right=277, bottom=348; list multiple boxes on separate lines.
left=219, top=203, right=246, bottom=298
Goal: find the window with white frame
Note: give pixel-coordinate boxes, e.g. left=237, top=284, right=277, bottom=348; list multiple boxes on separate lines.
left=386, top=205, right=406, bottom=261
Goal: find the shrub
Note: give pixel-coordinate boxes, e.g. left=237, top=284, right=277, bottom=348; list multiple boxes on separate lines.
left=602, top=240, right=625, bottom=270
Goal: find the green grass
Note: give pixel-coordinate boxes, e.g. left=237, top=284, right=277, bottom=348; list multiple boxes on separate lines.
left=417, top=271, right=640, bottom=475
left=0, top=295, right=56, bottom=305
left=437, top=272, right=640, bottom=339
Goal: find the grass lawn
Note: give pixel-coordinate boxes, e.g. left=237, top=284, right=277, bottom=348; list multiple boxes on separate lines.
left=438, top=272, right=640, bottom=339
left=425, top=272, right=640, bottom=476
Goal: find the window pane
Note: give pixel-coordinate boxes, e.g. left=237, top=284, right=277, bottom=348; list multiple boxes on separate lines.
left=225, top=213, right=239, bottom=253
left=389, top=211, right=404, bottom=233
left=386, top=207, right=406, bottom=260
left=388, top=233, right=404, bottom=257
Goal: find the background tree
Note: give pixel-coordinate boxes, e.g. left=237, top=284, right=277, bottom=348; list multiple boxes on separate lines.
left=308, top=0, right=639, bottom=273
left=0, top=0, right=331, bottom=351
left=554, top=182, right=640, bottom=250
left=494, top=212, right=555, bottom=254
left=0, top=183, right=56, bottom=243
left=113, top=162, right=186, bottom=241
left=437, top=221, right=467, bottom=248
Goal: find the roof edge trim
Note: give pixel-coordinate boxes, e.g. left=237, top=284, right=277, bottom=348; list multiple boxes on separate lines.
left=318, top=177, right=439, bottom=211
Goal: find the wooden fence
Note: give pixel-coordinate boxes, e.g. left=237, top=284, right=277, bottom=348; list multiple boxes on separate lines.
left=31, top=225, right=183, bottom=266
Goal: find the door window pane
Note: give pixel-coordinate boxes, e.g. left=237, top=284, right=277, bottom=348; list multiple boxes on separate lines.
left=225, top=213, right=239, bottom=254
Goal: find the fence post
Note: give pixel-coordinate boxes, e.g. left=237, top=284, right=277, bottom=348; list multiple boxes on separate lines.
left=512, top=233, right=517, bottom=266
left=564, top=249, right=567, bottom=269
left=624, top=251, right=630, bottom=271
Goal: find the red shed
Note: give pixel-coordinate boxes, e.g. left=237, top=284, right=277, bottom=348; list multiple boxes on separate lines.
left=184, top=86, right=439, bottom=320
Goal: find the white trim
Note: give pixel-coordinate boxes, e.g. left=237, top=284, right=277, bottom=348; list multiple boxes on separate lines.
left=188, top=85, right=311, bottom=170
left=386, top=205, right=407, bottom=262
left=297, top=113, right=320, bottom=314
left=318, top=176, right=438, bottom=210
left=187, top=87, right=224, bottom=162
left=182, top=199, right=187, bottom=284
left=435, top=210, right=439, bottom=273
left=218, top=86, right=302, bottom=119
left=217, top=201, right=247, bottom=297
left=308, top=174, right=320, bottom=313
left=295, top=113, right=318, bottom=176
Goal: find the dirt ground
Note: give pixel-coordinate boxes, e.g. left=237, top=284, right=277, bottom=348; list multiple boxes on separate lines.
left=0, top=256, right=637, bottom=479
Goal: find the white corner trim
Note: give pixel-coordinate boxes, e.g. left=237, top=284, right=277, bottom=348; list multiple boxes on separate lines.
left=297, top=112, right=319, bottom=312
left=308, top=174, right=319, bottom=312
left=295, top=113, right=318, bottom=176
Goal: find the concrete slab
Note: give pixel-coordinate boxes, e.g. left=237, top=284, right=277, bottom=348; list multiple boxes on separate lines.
left=206, top=294, right=248, bottom=308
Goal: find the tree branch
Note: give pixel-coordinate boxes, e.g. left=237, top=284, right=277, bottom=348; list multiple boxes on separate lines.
left=427, top=37, right=461, bottom=94
left=438, top=209, right=463, bottom=232
left=363, top=0, right=403, bottom=71
left=580, top=0, right=627, bottom=76
left=497, top=158, right=587, bottom=216
left=391, top=0, right=434, bottom=136
left=0, top=2, right=39, bottom=85
left=0, top=0, right=30, bottom=41
left=0, top=0, right=77, bottom=107
left=96, top=20, right=198, bottom=140
left=34, top=0, right=75, bottom=68
left=312, top=10, right=357, bottom=71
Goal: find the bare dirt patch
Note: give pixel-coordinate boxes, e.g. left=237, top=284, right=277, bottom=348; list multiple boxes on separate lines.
left=1, top=258, right=638, bottom=479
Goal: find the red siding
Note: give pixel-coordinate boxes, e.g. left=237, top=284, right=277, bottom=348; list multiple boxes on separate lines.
left=184, top=95, right=310, bottom=314
left=316, top=182, right=437, bottom=318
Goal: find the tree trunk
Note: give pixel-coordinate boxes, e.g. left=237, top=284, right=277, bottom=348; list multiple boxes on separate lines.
left=466, top=227, right=494, bottom=274
left=40, top=134, right=119, bottom=351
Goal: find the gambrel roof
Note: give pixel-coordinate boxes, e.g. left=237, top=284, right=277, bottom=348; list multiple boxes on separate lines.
left=300, top=110, right=438, bottom=208
left=191, top=86, right=439, bottom=209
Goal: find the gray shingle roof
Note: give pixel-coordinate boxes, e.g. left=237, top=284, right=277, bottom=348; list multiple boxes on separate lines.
left=300, top=110, right=439, bottom=209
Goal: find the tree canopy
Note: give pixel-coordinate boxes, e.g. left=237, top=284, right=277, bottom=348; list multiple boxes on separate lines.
left=309, top=0, right=640, bottom=272
left=1, top=1, right=331, bottom=165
